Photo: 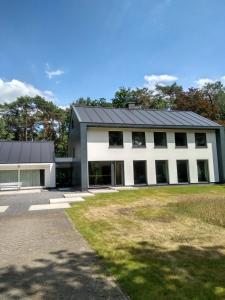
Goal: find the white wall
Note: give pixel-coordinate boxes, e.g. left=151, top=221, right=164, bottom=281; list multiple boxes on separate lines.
left=87, top=127, right=219, bottom=186
left=0, top=163, right=56, bottom=188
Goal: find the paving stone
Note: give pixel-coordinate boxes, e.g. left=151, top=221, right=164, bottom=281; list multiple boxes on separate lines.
left=64, top=192, right=94, bottom=198
left=29, top=203, right=70, bottom=211
left=50, top=197, right=85, bottom=204
left=88, top=189, right=119, bottom=194
left=0, top=206, right=9, bottom=213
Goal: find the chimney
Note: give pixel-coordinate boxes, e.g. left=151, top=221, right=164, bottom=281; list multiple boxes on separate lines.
left=127, top=101, right=136, bottom=109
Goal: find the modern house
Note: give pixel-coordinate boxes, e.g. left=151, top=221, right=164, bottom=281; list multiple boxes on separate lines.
left=68, top=105, right=225, bottom=190
left=0, top=141, right=55, bottom=188
left=0, top=106, right=225, bottom=190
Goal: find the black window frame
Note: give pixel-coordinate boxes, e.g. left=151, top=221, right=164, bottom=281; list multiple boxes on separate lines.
left=155, top=160, right=169, bottom=184
left=133, top=160, right=147, bottom=185
left=197, top=160, right=209, bottom=182
left=176, top=160, right=190, bottom=183
left=132, top=132, right=146, bottom=148
left=154, top=132, right=167, bottom=148
left=195, top=133, right=207, bottom=148
left=109, top=131, right=123, bottom=148
left=175, top=132, right=187, bottom=148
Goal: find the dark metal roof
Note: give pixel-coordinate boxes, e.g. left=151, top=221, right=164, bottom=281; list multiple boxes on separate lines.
left=73, top=106, right=221, bottom=128
left=0, top=141, right=55, bottom=164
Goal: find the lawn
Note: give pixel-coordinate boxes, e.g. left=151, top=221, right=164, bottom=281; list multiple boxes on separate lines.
left=67, top=185, right=225, bottom=300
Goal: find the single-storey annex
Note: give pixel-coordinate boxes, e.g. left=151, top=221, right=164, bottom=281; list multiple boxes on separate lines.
left=0, top=141, right=55, bottom=188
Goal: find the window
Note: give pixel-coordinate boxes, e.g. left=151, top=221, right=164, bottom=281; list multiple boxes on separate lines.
left=89, top=162, right=112, bottom=185
left=155, top=160, right=169, bottom=184
left=195, top=133, right=207, bottom=148
left=154, top=132, right=167, bottom=147
left=132, top=132, right=146, bottom=147
left=133, top=161, right=147, bottom=184
left=197, top=160, right=209, bottom=182
left=175, top=132, right=187, bottom=147
left=177, top=160, right=189, bottom=183
left=109, top=131, right=123, bottom=147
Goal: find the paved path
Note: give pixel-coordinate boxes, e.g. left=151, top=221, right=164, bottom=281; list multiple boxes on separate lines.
left=0, top=196, right=127, bottom=299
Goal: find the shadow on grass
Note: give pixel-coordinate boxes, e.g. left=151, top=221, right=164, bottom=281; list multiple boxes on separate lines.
left=103, top=242, right=225, bottom=300
left=0, top=250, right=126, bottom=300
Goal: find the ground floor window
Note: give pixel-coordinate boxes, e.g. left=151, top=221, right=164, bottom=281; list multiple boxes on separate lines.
left=133, top=160, right=147, bottom=185
left=197, top=160, right=209, bottom=182
left=0, top=169, right=45, bottom=186
left=88, top=161, right=124, bottom=186
left=155, top=160, right=169, bottom=184
left=177, top=160, right=189, bottom=183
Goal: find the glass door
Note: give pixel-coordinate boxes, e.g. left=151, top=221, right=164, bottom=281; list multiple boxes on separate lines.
left=114, top=161, right=124, bottom=186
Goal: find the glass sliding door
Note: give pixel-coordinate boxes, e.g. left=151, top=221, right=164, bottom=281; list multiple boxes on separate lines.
left=177, top=160, right=189, bottom=183
left=20, top=170, right=45, bottom=187
left=155, top=160, right=169, bottom=184
left=197, top=160, right=209, bottom=182
left=0, top=170, right=18, bottom=183
left=133, top=161, right=147, bottom=185
left=89, top=162, right=112, bottom=186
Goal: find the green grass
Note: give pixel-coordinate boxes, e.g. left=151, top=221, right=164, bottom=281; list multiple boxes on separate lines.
left=67, top=185, right=225, bottom=300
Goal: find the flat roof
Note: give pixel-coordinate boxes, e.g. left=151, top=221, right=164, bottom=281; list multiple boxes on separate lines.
left=0, top=141, right=54, bottom=164
left=73, top=106, right=220, bottom=129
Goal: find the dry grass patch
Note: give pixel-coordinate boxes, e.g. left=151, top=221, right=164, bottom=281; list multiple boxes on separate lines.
left=67, top=185, right=225, bottom=300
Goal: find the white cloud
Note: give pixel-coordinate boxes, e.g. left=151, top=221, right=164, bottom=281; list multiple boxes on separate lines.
left=144, top=74, right=178, bottom=89
left=45, top=63, right=64, bottom=79
left=195, top=78, right=215, bottom=88
left=0, top=78, right=54, bottom=104
left=195, top=76, right=225, bottom=88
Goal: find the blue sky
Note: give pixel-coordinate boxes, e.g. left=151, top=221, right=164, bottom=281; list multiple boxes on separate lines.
left=0, top=0, right=225, bottom=106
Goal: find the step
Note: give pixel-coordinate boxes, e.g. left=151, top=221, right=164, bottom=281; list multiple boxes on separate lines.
left=88, top=189, right=119, bottom=194
left=50, top=197, right=85, bottom=204
left=29, top=203, right=70, bottom=211
left=64, top=192, right=94, bottom=198
left=112, top=186, right=139, bottom=191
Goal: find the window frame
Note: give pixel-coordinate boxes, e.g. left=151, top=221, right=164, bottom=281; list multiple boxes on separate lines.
left=154, top=132, right=167, bottom=148
left=195, top=132, right=207, bottom=148
left=155, top=160, right=169, bottom=184
left=108, top=131, right=124, bottom=148
left=175, top=132, right=188, bottom=148
left=176, top=160, right=190, bottom=183
left=132, top=131, right=146, bottom=148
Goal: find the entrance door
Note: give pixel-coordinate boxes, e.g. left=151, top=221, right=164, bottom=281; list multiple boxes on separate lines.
left=133, top=161, right=147, bottom=185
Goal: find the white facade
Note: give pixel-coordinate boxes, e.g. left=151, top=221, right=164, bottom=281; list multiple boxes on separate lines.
left=87, top=127, right=219, bottom=185
left=0, top=163, right=56, bottom=188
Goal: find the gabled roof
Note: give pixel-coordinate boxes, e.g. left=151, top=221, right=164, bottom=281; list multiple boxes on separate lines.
left=0, top=141, right=54, bottom=164
left=73, top=106, right=220, bottom=129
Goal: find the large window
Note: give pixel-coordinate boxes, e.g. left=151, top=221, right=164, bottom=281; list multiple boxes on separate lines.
left=195, top=133, right=207, bottom=148
left=0, top=169, right=45, bottom=186
left=133, top=161, right=147, bottom=185
left=155, top=160, right=169, bottom=184
left=177, top=160, right=189, bottom=183
left=197, top=160, right=209, bottom=182
left=109, top=131, right=123, bottom=147
left=175, top=132, right=187, bottom=147
left=154, top=132, right=167, bottom=148
left=132, top=132, right=146, bottom=147
left=89, top=162, right=112, bottom=186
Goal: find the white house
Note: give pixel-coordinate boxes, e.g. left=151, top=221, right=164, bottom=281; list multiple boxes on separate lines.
left=68, top=105, right=225, bottom=190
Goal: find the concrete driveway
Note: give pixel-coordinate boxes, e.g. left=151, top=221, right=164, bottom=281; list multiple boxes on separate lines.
left=0, top=192, right=127, bottom=300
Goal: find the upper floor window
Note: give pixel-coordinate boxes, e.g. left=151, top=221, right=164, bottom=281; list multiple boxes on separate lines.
left=132, top=132, right=146, bottom=147
left=109, top=131, right=123, bottom=147
left=195, top=133, right=207, bottom=148
left=154, top=132, right=167, bottom=148
left=175, top=132, right=187, bottom=147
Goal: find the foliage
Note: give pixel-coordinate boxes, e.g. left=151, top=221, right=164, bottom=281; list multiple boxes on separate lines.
left=67, top=185, right=225, bottom=300
left=0, top=96, right=69, bottom=156
left=73, top=97, right=112, bottom=107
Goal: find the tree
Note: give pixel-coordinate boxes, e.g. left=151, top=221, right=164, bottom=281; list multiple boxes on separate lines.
left=112, top=87, right=134, bottom=108
left=155, top=83, right=183, bottom=109
left=74, top=97, right=112, bottom=107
